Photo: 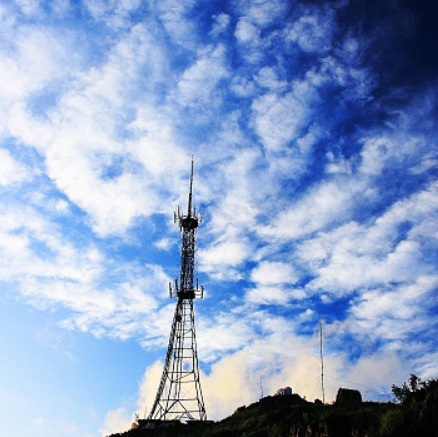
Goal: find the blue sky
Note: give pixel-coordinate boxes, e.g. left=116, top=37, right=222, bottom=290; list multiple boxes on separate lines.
left=1, top=0, right=438, bottom=435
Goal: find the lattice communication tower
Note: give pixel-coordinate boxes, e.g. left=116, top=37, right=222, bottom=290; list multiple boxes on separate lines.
left=148, top=158, right=207, bottom=421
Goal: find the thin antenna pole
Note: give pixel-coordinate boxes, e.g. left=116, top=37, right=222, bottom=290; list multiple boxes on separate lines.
left=260, top=378, right=264, bottom=400
left=188, top=156, right=194, bottom=217
left=319, top=316, right=325, bottom=404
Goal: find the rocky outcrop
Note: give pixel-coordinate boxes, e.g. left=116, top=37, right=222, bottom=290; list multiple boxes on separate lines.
left=335, top=388, right=363, bottom=404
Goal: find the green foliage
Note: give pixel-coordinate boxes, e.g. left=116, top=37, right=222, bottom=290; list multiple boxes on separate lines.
left=379, top=409, right=405, bottom=437
left=391, top=373, right=422, bottom=404
left=385, top=374, right=438, bottom=437
left=234, top=405, right=247, bottom=415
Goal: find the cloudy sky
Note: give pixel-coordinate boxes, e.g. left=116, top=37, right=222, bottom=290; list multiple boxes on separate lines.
left=1, top=0, right=438, bottom=435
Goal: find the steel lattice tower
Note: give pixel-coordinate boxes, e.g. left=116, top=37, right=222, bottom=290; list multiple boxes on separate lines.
left=148, top=158, right=207, bottom=422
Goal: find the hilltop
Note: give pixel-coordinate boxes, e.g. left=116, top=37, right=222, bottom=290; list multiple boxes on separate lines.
left=108, top=375, right=438, bottom=437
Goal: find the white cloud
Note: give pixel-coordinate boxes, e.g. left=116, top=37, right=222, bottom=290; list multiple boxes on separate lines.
left=260, top=178, right=363, bottom=240
left=56, top=264, right=169, bottom=340
left=252, top=79, right=318, bottom=151
left=251, top=261, right=299, bottom=285
left=149, top=0, right=198, bottom=49
left=350, top=275, right=438, bottom=338
left=3, top=22, right=191, bottom=236
left=245, top=286, right=305, bottom=305
left=199, top=239, right=251, bottom=280
left=410, top=152, right=438, bottom=175
left=306, top=239, right=425, bottom=294
left=99, top=407, right=132, bottom=437
left=325, top=151, right=352, bottom=175
left=235, top=0, right=287, bottom=27
left=0, top=4, right=16, bottom=29
left=230, top=75, right=256, bottom=97
left=174, top=44, right=229, bottom=106
left=210, top=13, right=230, bottom=37
left=0, top=148, right=32, bottom=185
left=346, top=352, right=406, bottom=394
left=235, top=19, right=260, bottom=44
left=0, top=199, right=176, bottom=341
left=0, top=24, right=72, bottom=113
left=198, top=149, right=265, bottom=279
left=202, top=350, right=257, bottom=418
left=413, top=351, right=438, bottom=380
left=127, top=107, right=188, bottom=178
left=44, top=151, right=156, bottom=236
left=359, top=134, right=426, bottom=175
left=14, top=0, right=42, bottom=17
left=154, top=237, right=175, bottom=251
left=84, top=0, right=141, bottom=28
left=197, top=312, right=256, bottom=361
left=255, top=66, right=288, bottom=92
left=297, top=181, right=438, bottom=294
left=285, top=9, right=335, bottom=53
left=135, top=361, right=164, bottom=419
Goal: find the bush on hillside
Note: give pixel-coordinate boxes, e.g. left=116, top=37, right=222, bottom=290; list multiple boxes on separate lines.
left=379, top=374, right=438, bottom=437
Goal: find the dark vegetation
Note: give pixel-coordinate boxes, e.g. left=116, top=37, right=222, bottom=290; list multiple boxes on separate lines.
left=382, top=374, right=438, bottom=437
left=109, top=375, right=438, bottom=437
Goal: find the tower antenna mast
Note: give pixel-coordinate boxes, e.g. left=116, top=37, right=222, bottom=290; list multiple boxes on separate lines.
left=188, top=157, right=194, bottom=217
left=319, top=316, right=325, bottom=404
left=148, top=157, right=207, bottom=422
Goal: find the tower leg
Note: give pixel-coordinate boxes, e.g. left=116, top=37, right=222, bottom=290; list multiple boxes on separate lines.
left=149, top=299, right=207, bottom=421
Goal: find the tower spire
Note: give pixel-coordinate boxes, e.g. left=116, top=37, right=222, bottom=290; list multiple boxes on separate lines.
left=188, top=156, right=194, bottom=218
left=147, top=158, right=206, bottom=422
